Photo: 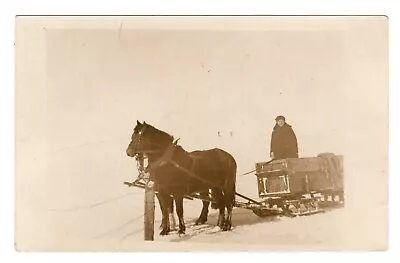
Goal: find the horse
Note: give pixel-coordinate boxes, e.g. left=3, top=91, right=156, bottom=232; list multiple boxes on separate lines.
left=133, top=146, right=213, bottom=234
left=126, top=120, right=237, bottom=235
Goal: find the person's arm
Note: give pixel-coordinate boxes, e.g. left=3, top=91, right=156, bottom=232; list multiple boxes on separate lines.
left=289, top=128, right=299, bottom=157
left=270, top=131, right=276, bottom=159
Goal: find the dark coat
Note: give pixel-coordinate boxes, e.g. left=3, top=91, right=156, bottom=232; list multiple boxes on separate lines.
left=270, top=123, right=299, bottom=159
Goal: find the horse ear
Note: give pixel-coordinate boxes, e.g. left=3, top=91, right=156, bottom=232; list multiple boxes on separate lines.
left=143, top=121, right=147, bottom=125
left=136, top=120, right=142, bottom=125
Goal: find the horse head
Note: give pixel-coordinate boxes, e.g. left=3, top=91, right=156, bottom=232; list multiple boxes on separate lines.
left=126, top=120, right=174, bottom=158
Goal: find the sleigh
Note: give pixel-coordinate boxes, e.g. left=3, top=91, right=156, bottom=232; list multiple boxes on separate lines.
left=252, top=154, right=344, bottom=216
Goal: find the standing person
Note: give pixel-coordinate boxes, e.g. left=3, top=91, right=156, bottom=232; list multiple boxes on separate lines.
left=270, top=115, right=299, bottom=160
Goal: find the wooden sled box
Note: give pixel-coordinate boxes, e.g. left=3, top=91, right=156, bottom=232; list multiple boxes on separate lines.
left=255, top=154, right=344, bottom=198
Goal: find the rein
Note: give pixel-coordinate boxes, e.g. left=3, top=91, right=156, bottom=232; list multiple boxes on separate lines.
left=131, top=125, right=252, bottom=192
left=132, top=138, right=264, bottom=205
left=135, top=142, right=208, bottom=190
left=139, top=143, right=219, bottom=189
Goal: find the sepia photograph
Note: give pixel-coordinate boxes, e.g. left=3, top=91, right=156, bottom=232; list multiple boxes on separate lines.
left=14, top=15, right=388, bottom=252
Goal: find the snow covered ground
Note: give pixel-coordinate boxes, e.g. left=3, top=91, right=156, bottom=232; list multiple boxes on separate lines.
left=15, top=143, right=387, bottom=252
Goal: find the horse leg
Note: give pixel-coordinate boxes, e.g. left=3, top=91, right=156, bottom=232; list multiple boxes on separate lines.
left=210, top=188, right=219, bottom=209
left=157, top=194, right=176, bottom=230
left=158, top=192, right=171, bottom=236
left=212, top=188, right=225, bottom=229
left=174, top=194, right=186, bottom=235
left=195, top=191, right=210, bottom=225
left=156, top=193, right=164, bottom=229
left=166, top=195, right=177, bottom=231
left=222, top=184, right=235, bottom=231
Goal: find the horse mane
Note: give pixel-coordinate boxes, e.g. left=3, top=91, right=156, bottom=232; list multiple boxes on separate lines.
left=174, top=144, right=191, bottom=156
left=141, top=122, right=204, bottom=160
left=143, top=122, right=174, bottom=145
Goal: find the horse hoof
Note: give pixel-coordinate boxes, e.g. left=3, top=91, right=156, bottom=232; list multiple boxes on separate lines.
left=178, top=230, right=185, bottom=236
left=160, top=229, right=170, bottom=236
left=222, top=223, right=232, bottom=231
left=217, top=220, right=225, bottom=229
left=195, top=219, right=207, bottom=225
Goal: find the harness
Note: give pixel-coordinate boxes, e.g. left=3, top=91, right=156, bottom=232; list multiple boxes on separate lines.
left=134, top=141, right=216, bottom=194
left=130, top=130, right=263, bottom=206
left=144, top=143, right=177, bottom=174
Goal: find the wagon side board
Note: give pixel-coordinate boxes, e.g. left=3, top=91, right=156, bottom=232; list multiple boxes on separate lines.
left=255, top=154, right=344, bottom=199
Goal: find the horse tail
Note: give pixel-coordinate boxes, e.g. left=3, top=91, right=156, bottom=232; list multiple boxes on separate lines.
left=228, top=154, right=237, bottom=205
left=208, top=149, right=237, bottom=209
left=216, top=148, right=237, bottom=205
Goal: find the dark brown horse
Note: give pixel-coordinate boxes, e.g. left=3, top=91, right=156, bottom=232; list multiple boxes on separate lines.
left=126, top=121, right=237, bottom=235
left=133, top=146, right=212, bottom=234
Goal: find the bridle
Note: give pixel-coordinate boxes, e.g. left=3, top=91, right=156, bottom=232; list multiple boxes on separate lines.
left=131, top=125, right=178, bottom=177
left=132, top=125, right=169, bottom=155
